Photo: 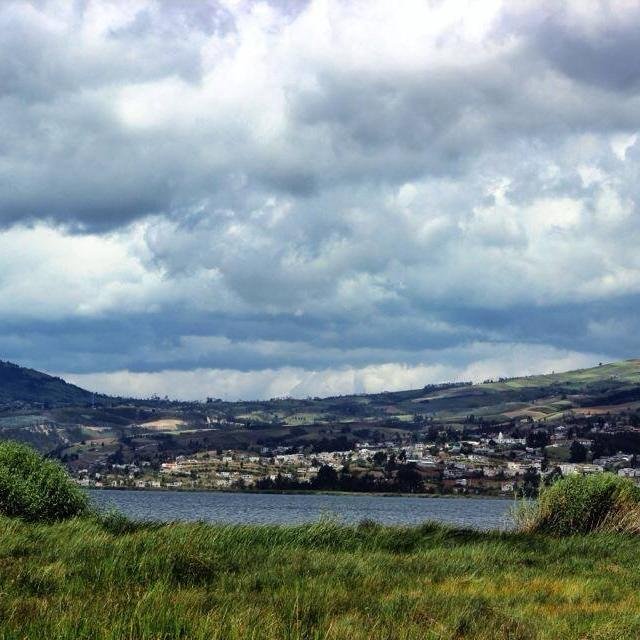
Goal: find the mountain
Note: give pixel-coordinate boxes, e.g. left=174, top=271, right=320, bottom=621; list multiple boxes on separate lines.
left=386, top=358, right=640, bottom=421
left=2, top=357, right=640, bottom=416
left=1, top=357, right=640, bottom=467
left=0, top=360, right=95, bottom=407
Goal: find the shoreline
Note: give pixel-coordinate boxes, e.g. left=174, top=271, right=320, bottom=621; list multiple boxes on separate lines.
left=86, top=486, right=515, bottom=500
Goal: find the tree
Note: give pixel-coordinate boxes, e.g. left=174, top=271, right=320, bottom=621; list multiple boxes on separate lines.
left=569, top=440, right=588, bottom=463
left=372, top=451, right=387, bottom=466
left=520, top=467, right=540, bottom=498
left=426, top=426, right=439, bottom=442
left=108, top=446, right=125, bottom=465
left=384, top=453, right=397, bottom=477
left=543, top=466, right=562, bottom=486
left=526, top=430, right=549, bottom=449
left=312, top=465, right=339, bottom=490
left=0, top=441, right=88, bottom=521
left=395, top=463, right=423, bottom=493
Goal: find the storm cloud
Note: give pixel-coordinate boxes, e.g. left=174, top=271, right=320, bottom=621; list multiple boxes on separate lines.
left=1, top=0, right=639, bottom=399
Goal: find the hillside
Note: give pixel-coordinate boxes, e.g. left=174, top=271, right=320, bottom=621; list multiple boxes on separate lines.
left=0, top=360, right=95, bottom=406
left=3, top=358, right=640, bottom=479
left=3, top=357, right=640, bottom=416
left=399, top=359, right=640, bottom=422
left=200, top=358, right=640, bottom=425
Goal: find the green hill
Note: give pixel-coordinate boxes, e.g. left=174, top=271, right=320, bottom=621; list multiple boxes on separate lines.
left=2, top=357, right=640, bottom=468
left=216, top=358, right=640, bottom=425
left=381, top=359, right=640, bottom=422
left=0, top=360, right=94, bottom=406
left=481, top=358, right=640, bottom=390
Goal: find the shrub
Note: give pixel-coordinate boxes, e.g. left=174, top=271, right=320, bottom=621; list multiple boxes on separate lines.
left=0, top=441, right=88, bottom=522
left=517, top=472, right=640, bottom=535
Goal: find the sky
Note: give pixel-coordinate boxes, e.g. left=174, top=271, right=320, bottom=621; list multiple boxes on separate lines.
left=1, top=0, right=639, bottom=400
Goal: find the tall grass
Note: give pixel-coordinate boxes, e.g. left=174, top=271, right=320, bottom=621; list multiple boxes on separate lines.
left=2, top=445, right=640, bottom=637
left=1, top=515, right=640, bottom=639
left=516, top=472, right=640, bottom=535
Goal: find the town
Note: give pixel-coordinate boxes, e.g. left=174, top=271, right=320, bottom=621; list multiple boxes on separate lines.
left=75, top=418, right=640, bottom=497
left=5, top=358, right=640, bottom=499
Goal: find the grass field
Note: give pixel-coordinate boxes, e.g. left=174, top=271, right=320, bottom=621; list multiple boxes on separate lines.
left=1, top=516, right=640, bottom=639
left=482, top=359, right=640, bottom=391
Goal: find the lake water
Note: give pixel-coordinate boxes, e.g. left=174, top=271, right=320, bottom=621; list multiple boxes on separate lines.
left=89, top=490, right=515, bottom=530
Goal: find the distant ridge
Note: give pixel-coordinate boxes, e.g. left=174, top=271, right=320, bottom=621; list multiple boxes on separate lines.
left=2, top=357, right=640, bottom=460
left=0, top=360, right=95, bottom=406
left=1, top=357, right=639, bottom=407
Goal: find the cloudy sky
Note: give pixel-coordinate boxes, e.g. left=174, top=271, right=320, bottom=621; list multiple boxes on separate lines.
left=1, top=0, right=639, bottom=400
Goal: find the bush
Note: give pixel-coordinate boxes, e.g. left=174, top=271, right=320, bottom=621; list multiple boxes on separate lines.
left=517, top=472, right=640, bottom=535
left=0, top=441, right=88, bottom=522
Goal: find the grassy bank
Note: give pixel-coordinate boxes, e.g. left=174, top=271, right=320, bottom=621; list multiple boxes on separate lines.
left=2, top=442, right=640, bottom=639
left=1, top=516, right=640, bottom=639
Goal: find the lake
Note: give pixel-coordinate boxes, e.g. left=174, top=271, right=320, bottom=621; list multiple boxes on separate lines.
left=89, top=489, right=515, bottom=529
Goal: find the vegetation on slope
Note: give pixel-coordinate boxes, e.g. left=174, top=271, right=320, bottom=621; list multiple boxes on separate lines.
left=483, top=359, right=640, bottom=391
left=0, top=360, right=95, bottom=406
left=4, top=358, right=640, bottom=470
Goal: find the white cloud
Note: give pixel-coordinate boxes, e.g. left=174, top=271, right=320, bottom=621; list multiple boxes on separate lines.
left=0, top=225, right=155, bottom=318
left=1, top=0, right=640, bottom=395
left=61, top=343, right=605, bottom=401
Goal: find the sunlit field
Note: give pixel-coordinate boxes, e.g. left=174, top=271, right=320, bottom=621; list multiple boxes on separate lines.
left=1, top=515, right=640, bottom=640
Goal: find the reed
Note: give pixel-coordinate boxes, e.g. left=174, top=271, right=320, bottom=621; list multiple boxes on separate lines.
left=1, top=514, right=640, bottom=639
left=515, top=473, right=640, bottom=535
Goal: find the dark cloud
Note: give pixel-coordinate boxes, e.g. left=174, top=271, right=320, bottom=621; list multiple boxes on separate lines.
left=512, top=3, right=640, bottom=92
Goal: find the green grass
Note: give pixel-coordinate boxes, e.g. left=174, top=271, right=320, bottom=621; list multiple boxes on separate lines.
left=517, top=473, right=640, bottom=536
left=482, top=359, right=640, bottom=391
left=544, top=444, right=570, bottom=462
left=0, top=441, right=88, bottom=522
left=1, top=516, right=640, bottom=639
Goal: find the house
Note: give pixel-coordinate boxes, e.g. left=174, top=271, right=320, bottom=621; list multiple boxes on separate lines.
left=559, top=463, right=604, bottom=476
left=618, top=468, right=640, bottom=478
